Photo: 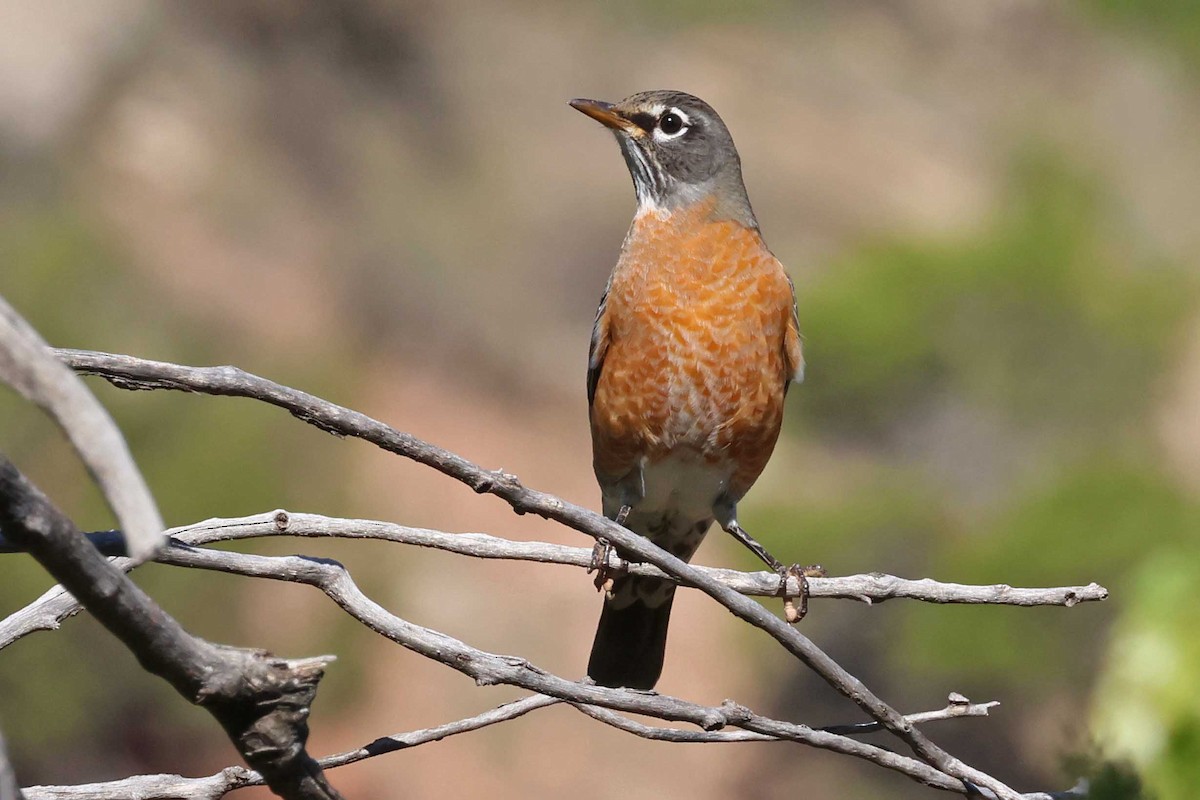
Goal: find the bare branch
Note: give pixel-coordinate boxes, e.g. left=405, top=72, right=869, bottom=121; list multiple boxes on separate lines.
left=21, top=770, right=251, bottom=800
left=21, top=691, right=1083, bottom=800
left=570, top=702, right=775, bottom=741
left=51, top=348, right=1073, bottom=799
left=0, top=302, right=162, bottom=559
left=1, top=504, right=1079, bottom=799
left=819, top=693, right=1000, bottom=736
left=316, top=693, right=561, bottom=769
left=0, top=583, right=100, bottom=651
left=145, top=541, right=1017, bottom=795
left=0, top=512, right=1107, bottom=608
left=19, top=535, right=974, bottom=794
left=170, top=513, right=1096, bottom=606
left=571, top=693, right=997, bottom=741
left=21, top=696, right=562, bottom=800
left=0, top=459, right=343, bottom=800
left=0, top=522, right=1078, bottom=800
left=0, top=507, right=1103, bottom=668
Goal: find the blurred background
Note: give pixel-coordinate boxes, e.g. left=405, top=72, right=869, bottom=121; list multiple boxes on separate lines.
left=1, top=1, right=1198, bottom=797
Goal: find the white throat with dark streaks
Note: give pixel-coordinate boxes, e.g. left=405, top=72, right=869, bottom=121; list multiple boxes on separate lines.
left=616, top=135, right=758, bottom=229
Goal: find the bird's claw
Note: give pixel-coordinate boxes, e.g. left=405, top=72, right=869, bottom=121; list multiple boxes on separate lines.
left=588, top=505, right=635, bottom=591
left=588, top=538, right=628, bottom=592
left=779, top=564, right=826, bottom=623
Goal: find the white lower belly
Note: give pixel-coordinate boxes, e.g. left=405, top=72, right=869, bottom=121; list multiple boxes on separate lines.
left=639, top=451, right=731, bottom=520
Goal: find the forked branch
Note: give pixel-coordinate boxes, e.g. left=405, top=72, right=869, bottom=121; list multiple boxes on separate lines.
left=0, top=460, right=343, bottom=800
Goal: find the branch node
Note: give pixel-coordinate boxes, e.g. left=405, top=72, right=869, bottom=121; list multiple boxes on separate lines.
left=472, top=468, right=521, bottom=496
left=717, top=699, right=752, bottom=726
left=273, top=510, right=291, bottom=531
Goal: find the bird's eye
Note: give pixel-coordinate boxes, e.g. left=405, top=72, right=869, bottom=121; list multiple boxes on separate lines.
left=659, top=112, right=684, bottom=135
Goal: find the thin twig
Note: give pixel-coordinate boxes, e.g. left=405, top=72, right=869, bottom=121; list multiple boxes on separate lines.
left=571, top=702, right=775, bottom=741
left=21, top=696, right=563, bottom=800
left=316, top=694, right=562, bottom=769
left=819, top=694, right=999, bottom=736
left=0, top=583, right=103, bottom=651
left=572, top=694, right=997, bottom=741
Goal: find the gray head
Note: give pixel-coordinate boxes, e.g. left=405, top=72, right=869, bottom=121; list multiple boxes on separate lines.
left=569, top=90, right=756, bottom=228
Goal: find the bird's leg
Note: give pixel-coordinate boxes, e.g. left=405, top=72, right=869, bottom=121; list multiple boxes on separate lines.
left=723, top=521, right=785, bottom=572
left=723, top=521, right=826, bottom=623
left=589, top=505, right=633, bottom=592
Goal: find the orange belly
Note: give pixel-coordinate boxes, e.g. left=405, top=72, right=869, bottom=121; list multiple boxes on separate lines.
left=590, top=204, right=796, bottom=502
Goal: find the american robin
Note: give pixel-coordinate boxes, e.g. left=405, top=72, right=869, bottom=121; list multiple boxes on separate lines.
left=570, top=90, right=808, bottom=690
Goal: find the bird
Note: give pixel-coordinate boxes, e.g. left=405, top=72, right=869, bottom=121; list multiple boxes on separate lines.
left=570, top=90, right=807, bottom=690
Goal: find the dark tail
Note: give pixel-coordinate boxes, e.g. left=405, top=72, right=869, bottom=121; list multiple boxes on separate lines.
left=587, top=576, right=676, bottom=690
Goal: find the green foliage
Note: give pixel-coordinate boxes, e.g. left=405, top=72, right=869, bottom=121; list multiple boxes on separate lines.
left=0, top=622, right=113, bottom=752
left=1082, top=0, right=1200, bottom=72
left=900, top=459, right=1199, bottom=681
left=950, top=461, right=1196, bottom=586
left=743, top=471, right=951, bottom=576
left=1, top=205, right=149, bottom=350
left=795, top=240, right=953, bottom=435
left=1063, top=751, right=1149, bottom=800
left=797, top=147, right=1195, bottom=442
left=596, top=0, right=793, bottom=28
left=1093, top=548, right=1200, bottom=800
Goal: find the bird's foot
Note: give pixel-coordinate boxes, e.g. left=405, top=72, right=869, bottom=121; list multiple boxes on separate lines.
left=588, top=538, right=629, bottom=592
left=777, top=564, right=827, bottom=623
left=588, top=504, right=635, bottom=591
left=720, top=521, right=823, bottom=622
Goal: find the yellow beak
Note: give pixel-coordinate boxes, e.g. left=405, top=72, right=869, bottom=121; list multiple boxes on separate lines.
left=569, top=98, right=638, bottom=133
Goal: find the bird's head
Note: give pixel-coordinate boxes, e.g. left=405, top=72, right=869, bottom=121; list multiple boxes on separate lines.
left=570, top=90, right=755, bottom=227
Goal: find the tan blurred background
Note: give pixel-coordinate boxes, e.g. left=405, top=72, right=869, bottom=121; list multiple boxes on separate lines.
left=2, top=1, right=1199, bottom=797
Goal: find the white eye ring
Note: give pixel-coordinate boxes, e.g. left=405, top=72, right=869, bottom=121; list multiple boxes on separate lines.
left=652, top=107, right=690, bottom=142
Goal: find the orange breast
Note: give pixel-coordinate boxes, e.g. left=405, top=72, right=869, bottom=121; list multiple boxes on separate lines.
left=590, top=201, right=798, bottom=500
